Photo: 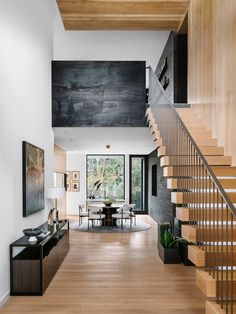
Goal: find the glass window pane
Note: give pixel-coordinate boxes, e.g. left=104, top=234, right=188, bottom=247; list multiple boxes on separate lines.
left=87, top=155, right=125, bottom=200
left=131, top=157, right=144, bottom=211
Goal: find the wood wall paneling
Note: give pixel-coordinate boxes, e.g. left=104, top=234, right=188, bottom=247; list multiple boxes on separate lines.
left=188, top=0, right=236, bottom=164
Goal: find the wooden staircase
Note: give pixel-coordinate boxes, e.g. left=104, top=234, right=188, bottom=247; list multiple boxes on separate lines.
left=146, top=107, right=236, bottom=314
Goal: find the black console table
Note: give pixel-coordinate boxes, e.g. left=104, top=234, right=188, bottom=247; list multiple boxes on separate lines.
left=10, top=220, right=69, bottom=296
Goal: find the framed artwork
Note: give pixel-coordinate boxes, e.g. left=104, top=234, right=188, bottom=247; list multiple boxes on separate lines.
left=72, top=182, right=80, bottom=192
left=22, top=141, right=44, bottom=217
left=66, top=182, right=71, bottom=192
left=72, top=171, right=79, bottom=181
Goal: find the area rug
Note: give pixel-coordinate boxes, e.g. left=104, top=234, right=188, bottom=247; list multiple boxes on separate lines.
left=69, top=220, right=151, bottom=233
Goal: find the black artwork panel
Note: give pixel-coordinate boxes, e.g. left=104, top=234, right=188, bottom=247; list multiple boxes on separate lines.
left=52, top=61, right=146, bottom=127
left=152, top=164, right=157, bottom=196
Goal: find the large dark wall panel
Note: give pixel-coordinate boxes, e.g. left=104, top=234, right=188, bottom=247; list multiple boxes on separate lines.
left=148, top=150, right=174, bottom=224
left=52, top=61, right=146, bottom=127
left=155, top=32, right=187, bottom=103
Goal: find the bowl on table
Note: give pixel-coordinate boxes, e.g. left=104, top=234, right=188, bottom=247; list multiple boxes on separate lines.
left=23, top=228, right=43, bottom=242
left=103, top=201, right=113, bottom=207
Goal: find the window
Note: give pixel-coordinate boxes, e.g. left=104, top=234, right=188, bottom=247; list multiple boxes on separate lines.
left=87, top=155, right=125, bottom=200
left=130, top=156, right=145, bottom=211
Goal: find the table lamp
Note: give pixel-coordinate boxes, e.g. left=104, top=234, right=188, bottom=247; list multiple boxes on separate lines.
left=47, top=187, right=65, bottom=226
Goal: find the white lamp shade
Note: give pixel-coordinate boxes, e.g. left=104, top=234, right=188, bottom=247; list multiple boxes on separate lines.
left=47, top=187, right=65, bottom=199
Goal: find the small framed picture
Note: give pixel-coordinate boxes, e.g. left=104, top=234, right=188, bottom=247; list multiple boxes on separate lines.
left=72, top=171, right=79, bottom=181
left=66, top=171, right=71, bottom=182
left=72, top=182, right=80, bottom=192
left=66, top=182, right=71, bottom=192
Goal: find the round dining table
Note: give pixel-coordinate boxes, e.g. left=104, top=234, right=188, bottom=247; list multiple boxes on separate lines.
left=102, top=206, right=119, bottom=226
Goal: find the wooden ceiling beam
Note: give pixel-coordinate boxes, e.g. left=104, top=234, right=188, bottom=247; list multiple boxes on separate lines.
left=57, top=0, right=189, bottom=15
left=62, top=14, right=184, bottom=21
left=56, top=0, right=189, bottom=30
left=64, top=20, right=180, bottom=30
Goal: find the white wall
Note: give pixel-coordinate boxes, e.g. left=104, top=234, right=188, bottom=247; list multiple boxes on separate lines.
left=53, top=2, right=169, bottom=73
left=0, top=0, right=54, bottom=304
left=66, top=152, right=130, bottom=215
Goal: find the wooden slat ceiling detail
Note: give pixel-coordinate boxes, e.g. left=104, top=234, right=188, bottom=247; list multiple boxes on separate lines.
left=56, top=0, right=190, bottom=30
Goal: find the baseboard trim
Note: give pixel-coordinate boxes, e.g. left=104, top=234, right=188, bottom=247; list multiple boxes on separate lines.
left=0, top=291, right=9, bottom=307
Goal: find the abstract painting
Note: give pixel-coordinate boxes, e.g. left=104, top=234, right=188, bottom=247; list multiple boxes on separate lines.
left=52, top=61, right=146, bottom=127
left=22, top=141, right=44, bottom=217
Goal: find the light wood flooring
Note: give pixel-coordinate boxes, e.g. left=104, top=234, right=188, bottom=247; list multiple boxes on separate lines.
left=1, top=215, right=205, bottom=314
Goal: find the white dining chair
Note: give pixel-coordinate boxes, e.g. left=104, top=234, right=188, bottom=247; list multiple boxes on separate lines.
left=129, top=203, right=136, bottom=225
left=112, top=206, right=132, bottom=229
left=78, top=204, right=88, bottom=226
left=87, top=206, right=105, bottom=229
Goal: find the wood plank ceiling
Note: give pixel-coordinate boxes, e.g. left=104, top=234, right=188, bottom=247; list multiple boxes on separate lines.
left=56, top=0, right=190, bottom=30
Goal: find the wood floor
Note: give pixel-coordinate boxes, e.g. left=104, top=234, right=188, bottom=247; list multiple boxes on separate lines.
left=1, top=215, right=205, bottom=314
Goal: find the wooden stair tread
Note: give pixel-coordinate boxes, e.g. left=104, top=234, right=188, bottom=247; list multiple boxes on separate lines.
left=196, top=269, right=236, bottom=299
left=206, top=301, right=236, bottom=314
left=188, top=245, right=236, bottom=267
left=161, top=155, right=231, bottom=166
left=176, top=206, right=236, bottom=222
left=158, top=146, right=224, bottom=156
left=214, top=270, right=236, bottom=281
left=171, top=191, right=236, bottom=204
left=163, top=166, right=236, bottom=177
left=168, top=178, right=236, bottom=190
left=200, top=146, right=224, bottom=156
left=182, top=225, right=236, bottom=242
left=212, top=166, right=236, bottom=176
left=206, top=301, right=226, bottom=314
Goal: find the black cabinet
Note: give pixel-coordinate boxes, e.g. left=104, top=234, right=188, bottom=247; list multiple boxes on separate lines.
left=155, top=32, right=187, bottom=103
left=10, top=220, right=69, bottom=296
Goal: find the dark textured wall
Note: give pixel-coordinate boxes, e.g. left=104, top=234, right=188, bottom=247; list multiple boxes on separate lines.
left=155, top=32, right=187, bottom=103
left=148, top=150, right=174, bottom=224
left=52, top=61, right=146, bottom=127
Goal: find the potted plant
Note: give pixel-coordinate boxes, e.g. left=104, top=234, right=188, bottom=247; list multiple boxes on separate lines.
left=159, top=228, right=181, bottom=264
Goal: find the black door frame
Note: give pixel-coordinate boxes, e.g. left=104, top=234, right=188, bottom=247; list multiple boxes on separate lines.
left=129, top=155, right=148, bottom=214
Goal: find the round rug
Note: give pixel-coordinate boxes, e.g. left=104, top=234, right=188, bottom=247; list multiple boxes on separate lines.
left=69, top=220, right=151, bottom=233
